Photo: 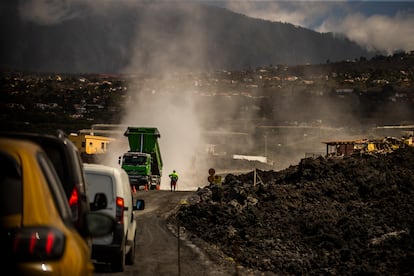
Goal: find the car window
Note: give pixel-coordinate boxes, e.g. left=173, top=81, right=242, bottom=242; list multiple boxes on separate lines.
left=84, top=172, right=114, bottom=204
left=0, top=151, right=22, bottom=217
left=37, top=151, right=72, bottom=222
left=72, top=147, right=87, bottom=195
left=41, top=142, right=71, bottom=197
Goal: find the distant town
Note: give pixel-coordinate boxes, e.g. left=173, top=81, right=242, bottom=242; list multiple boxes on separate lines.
left=2, top=51, right=413, bottom=134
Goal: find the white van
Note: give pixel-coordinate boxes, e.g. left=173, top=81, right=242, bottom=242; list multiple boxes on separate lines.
left=83, top=163, right=144, bottom=272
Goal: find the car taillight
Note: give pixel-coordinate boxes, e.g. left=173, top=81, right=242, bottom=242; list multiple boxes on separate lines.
left=115, top=197, right=124, bottom=224
left=68, top=187, right=79, bottom=222
left=10, top=227, right=65, bottom=261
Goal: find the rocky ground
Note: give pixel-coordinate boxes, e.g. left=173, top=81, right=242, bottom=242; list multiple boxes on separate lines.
left=170, top=147, right=414, bottom=275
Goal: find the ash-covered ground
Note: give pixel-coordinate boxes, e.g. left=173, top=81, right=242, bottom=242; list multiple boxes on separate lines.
left=171, top=147, right=414, bottom=275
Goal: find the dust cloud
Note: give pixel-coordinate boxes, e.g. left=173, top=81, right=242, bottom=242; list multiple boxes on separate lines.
left=121, top=81, right=207, bottom=191
left=117, top=3, right=219, bottom=191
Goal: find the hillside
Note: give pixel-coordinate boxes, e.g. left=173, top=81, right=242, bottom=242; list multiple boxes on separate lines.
left=0, top=2, right=373, bottom=74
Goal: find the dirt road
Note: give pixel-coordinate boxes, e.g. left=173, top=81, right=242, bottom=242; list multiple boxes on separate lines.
left=93, top=190, right=234, bottom=276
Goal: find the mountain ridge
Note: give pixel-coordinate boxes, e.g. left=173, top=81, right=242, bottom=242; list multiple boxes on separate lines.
left=1, top=2, right=376, bottom=74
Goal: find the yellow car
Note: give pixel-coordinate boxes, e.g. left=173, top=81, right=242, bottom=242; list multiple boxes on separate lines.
left=0, top=137, right=114, bottom=275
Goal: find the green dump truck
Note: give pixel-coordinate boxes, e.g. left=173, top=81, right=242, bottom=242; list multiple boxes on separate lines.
left=119, top=127, right=163, bottom=190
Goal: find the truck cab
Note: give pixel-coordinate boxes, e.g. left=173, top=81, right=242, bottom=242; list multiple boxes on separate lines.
left=120, top=152, right=152, bottom=188
left=119, top=127, right=163, bottom=190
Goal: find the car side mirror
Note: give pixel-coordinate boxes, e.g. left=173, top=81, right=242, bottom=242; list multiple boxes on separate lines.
left=134, top=199, right=145, bottom=211
left=90, top=192, right=108, bottom=211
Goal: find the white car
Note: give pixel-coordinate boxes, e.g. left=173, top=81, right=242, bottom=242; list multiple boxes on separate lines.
left=83, top=163, right=144, bottom=272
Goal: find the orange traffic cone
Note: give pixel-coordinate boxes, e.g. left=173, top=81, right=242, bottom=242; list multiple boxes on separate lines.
left=144, top=184, right=148, bottom=191
left=132, top=185, right=137, bottom=195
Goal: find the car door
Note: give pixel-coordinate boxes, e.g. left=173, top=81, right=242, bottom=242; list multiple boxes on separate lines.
left=84, top=168, right=116, bottom=245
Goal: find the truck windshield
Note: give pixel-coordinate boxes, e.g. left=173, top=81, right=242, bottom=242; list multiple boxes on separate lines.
left=124, top=155, right=146, bottom=166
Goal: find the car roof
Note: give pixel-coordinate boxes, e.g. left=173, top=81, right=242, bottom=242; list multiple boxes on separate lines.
left=83, top=163, right=128, bottom=182
left=0, top=130, right=85, bottom=198
left=84, top=163, right=117, bottom=173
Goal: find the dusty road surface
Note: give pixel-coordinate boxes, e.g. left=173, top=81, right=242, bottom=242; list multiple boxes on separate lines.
left=93, top=190, right=235, bottom=276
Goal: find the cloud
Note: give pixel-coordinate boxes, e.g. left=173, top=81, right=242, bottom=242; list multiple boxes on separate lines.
left=317, top=12, right=414, bottom=54
left=17, top=0, right=83, bottom=25
left=16, top=0, right=138, bottom=25
left=219, top=1, right=414, bottom=54
left=221, top=1, right=338, bottom=27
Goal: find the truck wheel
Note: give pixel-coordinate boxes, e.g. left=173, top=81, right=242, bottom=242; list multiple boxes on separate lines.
left=126, top=232, right=136, bottom=265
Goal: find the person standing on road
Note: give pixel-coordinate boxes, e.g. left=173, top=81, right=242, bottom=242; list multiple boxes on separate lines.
left=169, top=170, right=179, bottom=192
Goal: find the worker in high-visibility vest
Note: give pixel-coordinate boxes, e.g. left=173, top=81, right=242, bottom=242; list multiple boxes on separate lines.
left=168, top=170, right=179, bottom=192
